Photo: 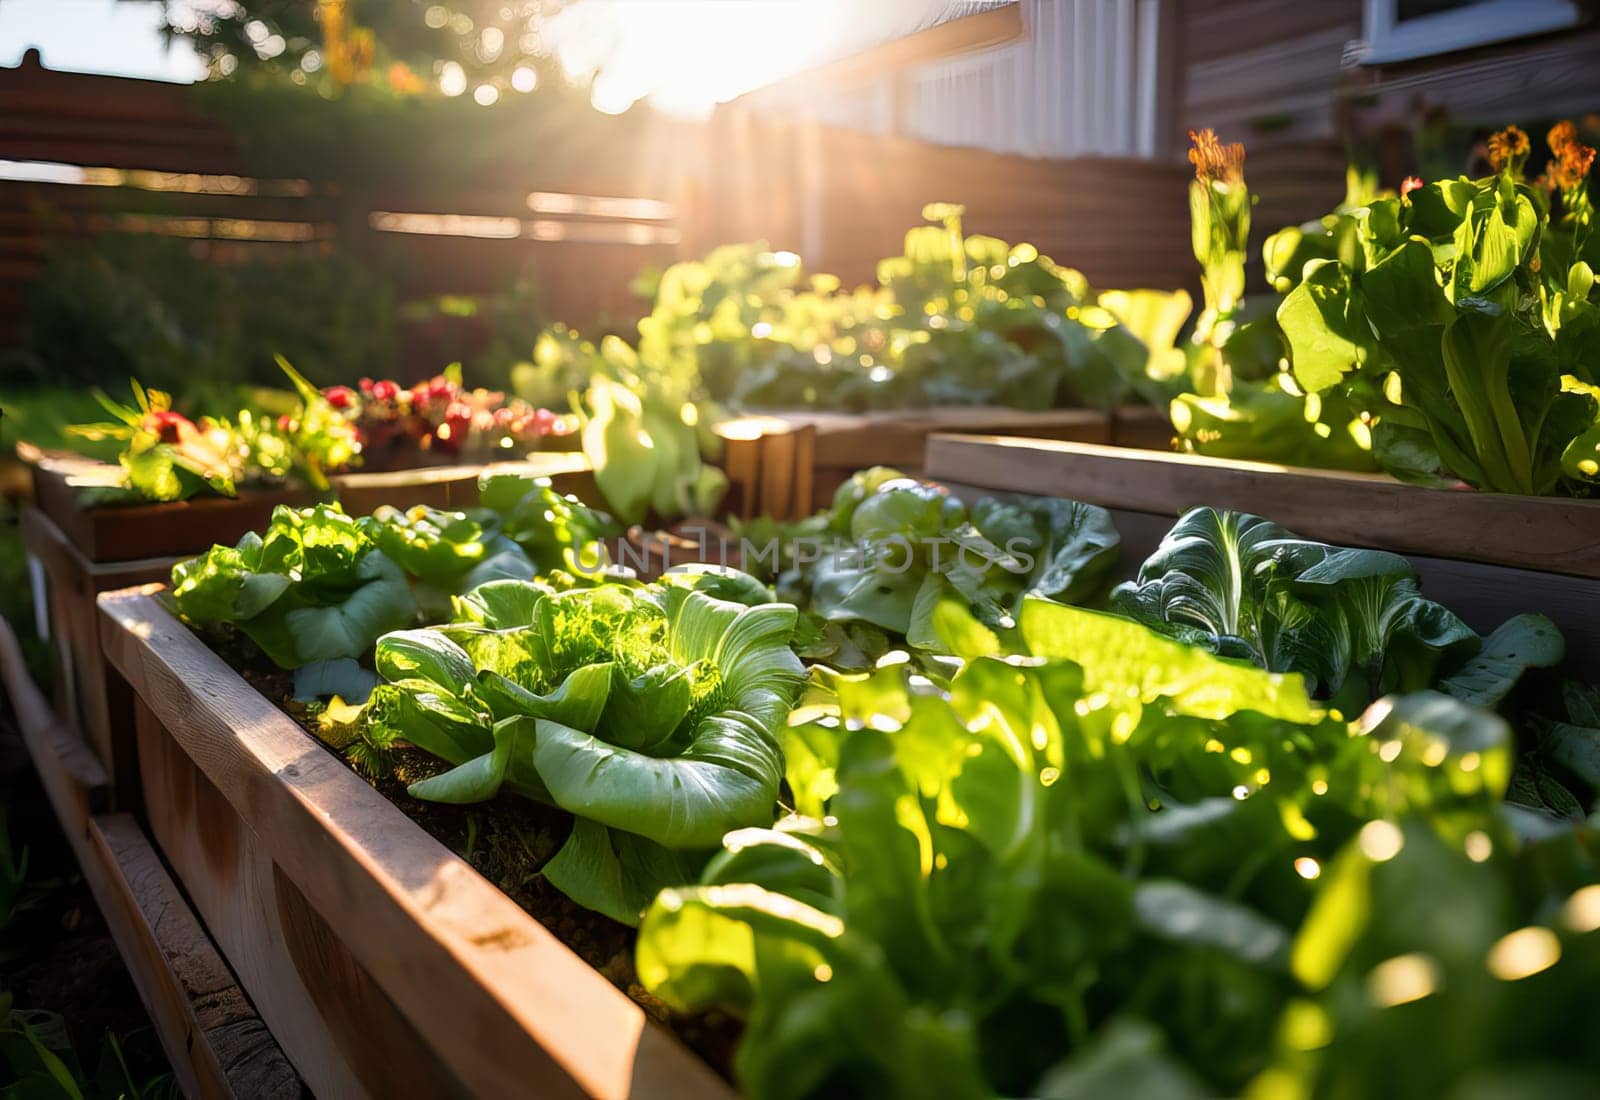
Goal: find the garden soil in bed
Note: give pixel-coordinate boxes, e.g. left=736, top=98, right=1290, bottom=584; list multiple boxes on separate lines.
left=216, top=637, right=742, bottom=1079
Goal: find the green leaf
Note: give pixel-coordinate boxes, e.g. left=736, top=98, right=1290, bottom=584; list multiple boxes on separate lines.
left=1033, top=1019, right=1208, bottom=1100
left=1133, top=880, right=1290, bottom=969
left=533, top=717, right=779, bottom=849
left=1019, top=598, right=1319, bottom=724
left=1539, top=718, right=1600, bottom=788
left=375, top=629, right=476, bottom=689
left=1279, top=260, right=1368, bottom=392
left=477, top=663, right=614, bottom=730
left=1438, top=614, right=1564, bottom=708
left=543, top=818, right=708, bottom=927
left=1360, top=239, right=1451, bottom=336
left=292, top=658, right=380, bottom=704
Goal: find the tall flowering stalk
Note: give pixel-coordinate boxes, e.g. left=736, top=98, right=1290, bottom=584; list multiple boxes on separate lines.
left=1547, top=121, right=1596, bottom=259
left=1187, top=129, right=1251, bottom=352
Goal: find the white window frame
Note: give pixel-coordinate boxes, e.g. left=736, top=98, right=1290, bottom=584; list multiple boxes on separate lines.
left=1359, top=0, right=1583, bottom=65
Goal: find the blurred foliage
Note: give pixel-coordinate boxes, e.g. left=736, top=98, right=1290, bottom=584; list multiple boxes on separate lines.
left=187, top=72, right=657, bottom=210
left=9, top=235, right=396, bottom=393
left=146, top=0, right=566, bottom=96
left=583, top=203, right=1188, bottom=415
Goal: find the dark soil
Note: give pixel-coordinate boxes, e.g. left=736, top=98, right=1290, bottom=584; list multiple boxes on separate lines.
left=214, top=627, right=743, bottom=1079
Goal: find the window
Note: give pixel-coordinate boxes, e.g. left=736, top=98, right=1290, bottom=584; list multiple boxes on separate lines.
left=1359, top=0, right=1584, bottom=65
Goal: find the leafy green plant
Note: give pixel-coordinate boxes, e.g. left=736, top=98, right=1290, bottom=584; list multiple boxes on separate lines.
left=1107, top=506, right=1564, bottom=712
left=516, top=326, right=727, bottom=524
left=633, top=585, right=1587, bottom=1093
left=636, top=593, right=1598, bottom=1099
left=65, top=358, right=361, bottom=504
left=1271, top=124, right=1600, bottom=494
left=556, top=206, right=1172, bottom=419
left=171, top=502, right=417, bottom=668
left=788, top=467, right=1121, bottom=653
left=1170, top=134, right=1382, bottom=471
left=364, top=573, right=803, bottom=923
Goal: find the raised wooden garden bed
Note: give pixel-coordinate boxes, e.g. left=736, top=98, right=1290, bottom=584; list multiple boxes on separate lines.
left=715, top=406, right=1110, bottom=519
left=98, top=586, right=734, bottom=1100
left=22, top=452, right=598, bottom=802
left=21, top=506, right=176, bottom=792
left=925, top=434, right=1600, bottom=663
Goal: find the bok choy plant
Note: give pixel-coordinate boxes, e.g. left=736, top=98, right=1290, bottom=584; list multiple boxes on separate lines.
left=791, top=467, right=1121, bottom=657
left=364, top=573, right=804, bottom=924
left=636, top=596, right=1600, bottom=1099
left=1109, top=506, right=1563, bottom=712
left=170, top=470, right=611, bottom=670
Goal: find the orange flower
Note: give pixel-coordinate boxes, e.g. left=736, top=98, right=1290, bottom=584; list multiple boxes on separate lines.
left=1547, top=120, right=1596, bottom=191
left=1487, top=125, right=1530, bottom=174
left=1188, top=128, right=1246, bottom=186
left=387, top=61, right=424, bottom=95
left=1401, top=175, right=1424, bottom=197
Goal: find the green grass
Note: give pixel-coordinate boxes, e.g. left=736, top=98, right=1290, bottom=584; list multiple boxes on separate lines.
left=0, top=386, right=123, bottom=460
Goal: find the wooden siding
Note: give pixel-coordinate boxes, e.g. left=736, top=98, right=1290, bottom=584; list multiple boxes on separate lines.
left=1176, top=0, right=1362, bottom=240
left=1178, top=0, right=1600, bottom=241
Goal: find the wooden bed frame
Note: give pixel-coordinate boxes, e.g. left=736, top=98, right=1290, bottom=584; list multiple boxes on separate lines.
left=98, top=587, right=733, bottom=1099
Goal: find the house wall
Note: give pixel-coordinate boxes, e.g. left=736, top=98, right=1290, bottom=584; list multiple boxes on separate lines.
left=759, top=0, right=1172, bottom=159
left=1176, top=0, right=1362, bottom=237
left=1177, top=0, right=1600, bottom=239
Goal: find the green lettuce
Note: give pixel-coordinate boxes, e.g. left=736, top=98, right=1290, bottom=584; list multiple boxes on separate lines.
left=640, top=574, right=1581, bottom=1099
left=802, top=470, right=1120, bottom=649
left=367, top=574, right=803, bottom=924
left=171, top=503, right=416, bottom=668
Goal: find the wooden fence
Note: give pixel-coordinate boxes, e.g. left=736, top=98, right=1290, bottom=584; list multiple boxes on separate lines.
left=0, top=55, right=1196, bottom=382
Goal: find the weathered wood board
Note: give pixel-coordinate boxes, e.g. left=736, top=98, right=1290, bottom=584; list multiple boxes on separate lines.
left=21, top=506, right=173, bottom=791
left=1108, top=405, right=1174, bottom=451
left=0, top=614, right=297, bottom=1100
left=925, top=435, right=1600, bottom=579
left=90, top=814, right=303, bottom=1100
left=932, top=459, right=1600, bottom=668
left=26, top=449, right=597, bottom=561
left=99, top=587, right=734, bottom=1100
left=717, top=407, right=1111, bottom=519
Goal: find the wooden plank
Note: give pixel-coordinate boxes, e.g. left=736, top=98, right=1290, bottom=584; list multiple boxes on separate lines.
left=132, top=699, right=448, bottom=1099
left=924, top=435, right=1600, bottom=579
left=24, top=449, right=599, bottom=563
left=1108, top=405, right=1174, bottom=451
left=794, top=408, right=1111, bottom=468
left=99, top=587, right=732, bottom=1100
left=26, top=451, right=315, bottom=562
left=0, top=613, right=106, bottom=844
left=0, top=616, right=297, bottom=1100
left=22, top=507, right=175, bottom=785
left=758, top=425, right=802, bottom=522
left=89, top=814, right=301, bottom=1100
